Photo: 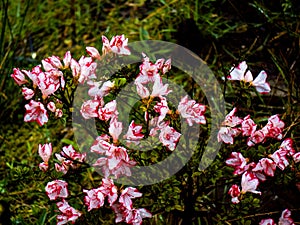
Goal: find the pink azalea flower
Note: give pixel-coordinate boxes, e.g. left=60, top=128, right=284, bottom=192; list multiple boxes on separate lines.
left=80, top=99, right=101, bottom=119
left=93, top=145, right=136, bottom=178
left=270, top=149, right=289, bottom=170
left=154, top=97, right=169, bottom=124
left=264, top=115, right=284, bottom=140
left=109, top=119, right=123, bottom=143
left=218, top=127, right=240, bottom=144
left=70, top=58, right=80, bottom=78
left=252, top=158, right=276, bottom=177
left=101, top=35, right=130, bottom=55
left=227, top=61, right=253, bottom=82
left=162, top=58, right=171, bottom=74
left=228, top=61, right=271, bottom=94
left=124, top=121, right=144, bottom=144
left=279, top=138, right=295, bottom=156
left=63, top=51, right=72, bottom=68
left=135, top=82, right=150, bottom=98
left=247, top=130, right=266, bottom=146
left=125, top=208, right=152, bottom=225
left=218, top=108, right=243, bottom=144
left=101, top=35, right=111, bottom=55
left=24, top=65, right=41, bottom=87
left=45, top=180, right=69, bottom=200
left=241, top=171, right=261, bottom=195
left=86, top=46, right=101, bottom=60
left=90, top=135, right=112, bottom=154
left=177, top=95, right=206, bottom=126
left=42, top=55, right=63, bottom=71
left=38, top=143, right=52, bottom=171
left=135, top=53, right=160, bottom=84
left=83, top=187, right=105, bottom=211
left=87, top=80, right=114, bottom=98
left=279, top=209, right=294, bottom=225
left=151, top=76, right=172, bottom=97
left=55, top=108, right=63, bottom=118
left=293, top=152, right=300, bottom=163
left=24, top=100, right=48, bottom=126
left=55, top=145, right=86, bottom=174
left=47, top=102, right=56, bottom=112
left=228, top=184, right=241, bottom=204
left=260, top=209, right=295, bottom=225
left=251, top=70, right=271, bottom=94
left=241, top=115, right=257, bottom=136
left=56, top=199, right=82, bottom=225
left=159, top=125, right=181, bottom=151
left=111, top=203, right=152, bottom=225
left=78, top=56, right=97, bottom=84
left=111, top=203, right=128, bottom=223
left=11, top=68, right=28, bottom=85
left=155, top=58, right=165, bottom=70
left=37, top=70, right=64, bottom=98
left=98, top=100, right=118, bottom=121
left=222, top=108, right=243, bottom=127
left=110, top=34, right=131, bottom=55
left=225, top=152, right=249, bottom=175
left=259, top=218, right=276, bottom=225
left=21, top=87, right=34, bottom=100
left=119, top=187, right=143, bottom=210
left=99, top=178, right=118, bottom=206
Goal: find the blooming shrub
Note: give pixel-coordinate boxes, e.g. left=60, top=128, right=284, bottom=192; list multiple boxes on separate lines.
left=11, top=36, right=299, bottom=224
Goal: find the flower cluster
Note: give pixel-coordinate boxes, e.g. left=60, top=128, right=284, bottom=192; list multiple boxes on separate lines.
left=45, top=180, right=81, bottom=225
left=227, top=61, right=271, bottom=94
left=226, top=133, right=299, bottom=204
left=218, top=107, right=284, bottom=146
left=10, top=34, right=130, bottom=127
left=83, top=179, right=151, bottom=225
left=13, top=34, right=209, bottom=224
left=259, top=209, right=295, bottom=225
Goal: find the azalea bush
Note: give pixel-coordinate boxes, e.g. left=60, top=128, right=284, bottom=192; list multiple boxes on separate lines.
left=2, top=0, right=300, bottom=224
left=10, top=30, right=300, bottom=225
